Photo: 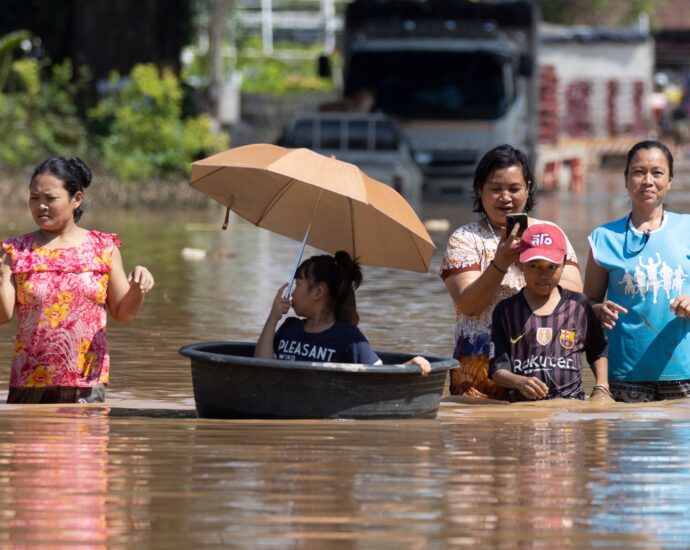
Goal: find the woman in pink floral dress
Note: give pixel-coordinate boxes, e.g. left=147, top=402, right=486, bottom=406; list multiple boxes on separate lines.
left=0, top=157, right=155, bottom=403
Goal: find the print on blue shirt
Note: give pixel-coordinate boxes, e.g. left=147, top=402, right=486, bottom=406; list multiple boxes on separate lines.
left=616, top=252, right=687, bottom=305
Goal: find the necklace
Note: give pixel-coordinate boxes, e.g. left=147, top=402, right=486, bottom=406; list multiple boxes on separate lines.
left=484, top=217, right=501, bottom=243
left=624, top=211, right=663, bottom=256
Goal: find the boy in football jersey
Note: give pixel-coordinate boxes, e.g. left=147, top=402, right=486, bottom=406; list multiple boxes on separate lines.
left=489, top=223, right=611, bottom=402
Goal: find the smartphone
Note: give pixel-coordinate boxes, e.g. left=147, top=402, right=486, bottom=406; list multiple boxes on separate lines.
left=505, top=213, right=528, bottom=237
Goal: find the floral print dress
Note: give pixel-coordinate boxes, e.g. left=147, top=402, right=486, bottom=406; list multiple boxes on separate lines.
left=2, top=231, right=120, bottom=389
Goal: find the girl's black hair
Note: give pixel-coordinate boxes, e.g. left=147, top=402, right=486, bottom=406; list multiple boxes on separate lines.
left=624, top=140, right=674, bottom=178
left=31, top=156, right=92, bottom=222
left=298, top=250, right=363, bottom=325
left=472, top=144, right=536, bottom=215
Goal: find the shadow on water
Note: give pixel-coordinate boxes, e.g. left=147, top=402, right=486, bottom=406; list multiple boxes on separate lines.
left=105, top=407, right=198, bottom=419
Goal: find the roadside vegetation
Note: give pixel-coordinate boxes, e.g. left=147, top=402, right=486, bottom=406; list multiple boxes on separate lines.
left=235, top=36, right=336, bottom=95
left=0, top=30, right=228, bottom=185
left=0, top=27, right=337, bottom=190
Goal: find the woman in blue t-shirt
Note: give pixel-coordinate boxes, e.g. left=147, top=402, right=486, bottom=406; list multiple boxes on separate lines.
left=255, top=250, right=430, bottom=373
left=584, top=140, right=690, bottom=402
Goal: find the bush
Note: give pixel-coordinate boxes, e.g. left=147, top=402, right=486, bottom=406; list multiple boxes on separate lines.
left=236, top=36, right=336, bottom=95
left=0, top=58, right=89, bottom=168
left=0, top=30, right=32, bottom=91
left=89, top=63, right=229, bottom=181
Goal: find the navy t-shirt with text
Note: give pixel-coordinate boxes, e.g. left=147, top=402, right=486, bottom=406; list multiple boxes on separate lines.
left=273, top=317, right=381, bottom=364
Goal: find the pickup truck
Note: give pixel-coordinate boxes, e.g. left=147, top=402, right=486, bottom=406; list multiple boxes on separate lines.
left=279, top=111, right=424, bottom=209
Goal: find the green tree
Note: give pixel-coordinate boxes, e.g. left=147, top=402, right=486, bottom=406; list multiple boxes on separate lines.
left=236, top=36, right=335, bottom=95
left=0, top=56, right=89, bottom=167
left=89, top=63, right=229, bottom=181
left=0, top=30, right=31, bottom=91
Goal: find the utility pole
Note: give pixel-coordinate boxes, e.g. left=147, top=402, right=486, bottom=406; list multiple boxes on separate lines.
left=209, top=0, right=228, bottom=126
left=261, top=0, right=273, bottom=55
left=321, top=0, right=336, bottom=54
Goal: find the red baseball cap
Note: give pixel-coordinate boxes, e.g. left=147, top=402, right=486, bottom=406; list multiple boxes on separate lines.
left=518, top=223, right=567, bottom=264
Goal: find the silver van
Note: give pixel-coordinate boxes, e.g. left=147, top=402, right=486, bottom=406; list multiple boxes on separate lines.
left=280, top=112, right=424, bottom=209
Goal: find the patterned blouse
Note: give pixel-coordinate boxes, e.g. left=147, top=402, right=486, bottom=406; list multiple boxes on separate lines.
left=439, top=218, right=578, bottom=359
left=2, top=231, right=121, bottom=388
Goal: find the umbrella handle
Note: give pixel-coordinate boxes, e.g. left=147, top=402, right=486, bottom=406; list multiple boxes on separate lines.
left=284, top=229, right=310, bottom=298
left=283, top=189, right=322, bottom=299
left=222, top=206, right=231, bottom=230
left=223, top=196, right=235, bottom=230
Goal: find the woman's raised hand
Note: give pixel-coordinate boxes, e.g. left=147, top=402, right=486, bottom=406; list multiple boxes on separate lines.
left=128, top=266, right=155, bottom=294
left=594, top=300, right=628, bottom=330
left=492, top=222, right=521, bottom=273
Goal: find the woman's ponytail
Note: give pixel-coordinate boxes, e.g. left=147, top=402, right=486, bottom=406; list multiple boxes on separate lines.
left=333, top=251, right=362, bottom=325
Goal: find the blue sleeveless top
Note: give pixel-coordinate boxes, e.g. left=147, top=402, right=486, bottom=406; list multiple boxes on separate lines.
left=589, top=211, right=690, bottom=381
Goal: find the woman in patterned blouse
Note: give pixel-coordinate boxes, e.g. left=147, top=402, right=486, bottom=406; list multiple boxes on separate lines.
left=0, top=157, right=155, bottom=404
left=439, top=145, right=582, bottom=402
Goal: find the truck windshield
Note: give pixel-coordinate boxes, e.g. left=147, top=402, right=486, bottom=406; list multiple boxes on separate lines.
left=346, top=50, right=510, bottom=120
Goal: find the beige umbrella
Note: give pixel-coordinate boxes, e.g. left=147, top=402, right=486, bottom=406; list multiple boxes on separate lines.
left=190, top=144, right=435, bottom=290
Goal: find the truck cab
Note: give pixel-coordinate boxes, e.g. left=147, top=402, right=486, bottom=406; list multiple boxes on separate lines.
left=339, top=0, right=538, bottom=192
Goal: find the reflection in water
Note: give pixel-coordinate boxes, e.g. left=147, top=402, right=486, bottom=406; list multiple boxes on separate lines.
left=0, top=409, right=115, bottom=545
left=588, top=418, right=690, bottom=547
left=0, top=170, right=688, bottom=545
left=440, top=403, right=690, bottom=548
left=0, top=401, right=686, bottom=545
left=180, top=421, right=449, bottom=546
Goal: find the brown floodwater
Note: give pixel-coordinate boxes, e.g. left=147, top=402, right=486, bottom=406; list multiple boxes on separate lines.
left=0, top=167, right=689, bottom=547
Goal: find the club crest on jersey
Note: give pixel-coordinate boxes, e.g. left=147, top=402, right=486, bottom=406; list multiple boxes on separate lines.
left=559, top=329, right=575, bottom=350
left=536, top=327, right=553, bottom=346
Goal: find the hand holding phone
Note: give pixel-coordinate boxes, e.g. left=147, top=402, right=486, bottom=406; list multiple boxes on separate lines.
left=505, top=213, right=528, bottom=237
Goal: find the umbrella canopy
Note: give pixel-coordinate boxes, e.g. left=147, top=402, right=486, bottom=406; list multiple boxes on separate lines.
left=190, top=144, right=435, bottom=273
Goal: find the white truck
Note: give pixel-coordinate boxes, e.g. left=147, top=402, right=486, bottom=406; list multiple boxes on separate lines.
left=330, top=0, right=539, bottom=192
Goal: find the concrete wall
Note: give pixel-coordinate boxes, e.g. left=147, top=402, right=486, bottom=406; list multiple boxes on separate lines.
left=540, top=40, right=654, bottom=81
left=540, top=39, right=655, bottom=136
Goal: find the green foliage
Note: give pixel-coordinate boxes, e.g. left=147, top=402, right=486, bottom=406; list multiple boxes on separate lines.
left=181, top=44, right=213, bottom=88
left=622, top=0, right=657, bottom=24
left=537, top=0, right=655, bottom=24
left=182, top=114, right=223, bottom=158
left=0, top=29, right=31, bottom=91
left=89, top=63, right=229, bottom=181
left=0, top=57, right=89, bottom=168
left=237, top=36, right=336, bottom=95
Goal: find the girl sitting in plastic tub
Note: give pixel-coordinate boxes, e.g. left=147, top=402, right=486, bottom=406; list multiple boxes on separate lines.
left=254, top=250, right=430, bottom=374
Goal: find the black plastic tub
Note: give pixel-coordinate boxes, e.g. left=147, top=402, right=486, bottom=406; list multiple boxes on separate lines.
left=179, top=341, right=459, bottom=420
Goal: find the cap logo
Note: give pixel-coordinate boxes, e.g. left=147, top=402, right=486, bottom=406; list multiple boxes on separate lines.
left=531, top=233, right=553, bottom=246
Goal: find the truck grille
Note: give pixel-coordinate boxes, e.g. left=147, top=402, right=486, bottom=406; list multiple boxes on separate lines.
left=415, top=149, right=479, bottom=177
